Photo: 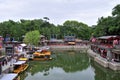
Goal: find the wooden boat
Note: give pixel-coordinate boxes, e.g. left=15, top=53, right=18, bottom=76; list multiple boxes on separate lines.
left=13, top=61, right=29, bottom=74
left=1, top=73, right=20, bottom=80
left=33, top=50, right=52, bottom=60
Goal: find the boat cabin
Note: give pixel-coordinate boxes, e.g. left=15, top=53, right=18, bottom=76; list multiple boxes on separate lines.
left=13, top=61, right=28, bottom=74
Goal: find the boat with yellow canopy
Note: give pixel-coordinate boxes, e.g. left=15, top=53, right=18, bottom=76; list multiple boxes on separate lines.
left=13, top=61, right=28, bottom=74
left=33, top=49, right=52, bottom=60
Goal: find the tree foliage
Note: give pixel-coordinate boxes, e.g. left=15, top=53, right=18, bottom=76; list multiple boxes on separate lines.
left=0, top=19, right=91, bottom=40
left=62, top=20, right=92, bottom=39
left=112, top=4, right=120, bottom=17
left=0, top=4, right=120, bottom=40
left=93, top=4, right=120, bottom=37
left=23, top=30, right=40, bottom=46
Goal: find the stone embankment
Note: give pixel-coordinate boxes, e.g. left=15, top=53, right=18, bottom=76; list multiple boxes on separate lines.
left=87, top=49, right=120, bottom=70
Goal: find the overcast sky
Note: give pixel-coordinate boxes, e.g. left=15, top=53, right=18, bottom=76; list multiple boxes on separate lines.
left=0, top=0, right=119, bottom=26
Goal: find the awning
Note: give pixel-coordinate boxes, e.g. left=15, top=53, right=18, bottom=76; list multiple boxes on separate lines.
left=98, top=36, right=113, bottom=39
left=20, top=43, right=26, bottom=47
left=1, top=73, right=18, bottom=80
left=13, top=61, right=26, bottom=65
left=19, top=58, right=28, bottom=61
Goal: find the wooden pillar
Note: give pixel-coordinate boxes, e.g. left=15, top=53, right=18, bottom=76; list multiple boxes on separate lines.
left=107, top=48, right=112, bottom=61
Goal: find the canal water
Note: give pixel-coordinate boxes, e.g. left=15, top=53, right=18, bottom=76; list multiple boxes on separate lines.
left=20, top=50, right=120, bottom=80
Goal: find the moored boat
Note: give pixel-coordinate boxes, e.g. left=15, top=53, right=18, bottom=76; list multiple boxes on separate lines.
left=33, top=49, right=52, bottom=60
left=13, top=61, right=28, bottom=74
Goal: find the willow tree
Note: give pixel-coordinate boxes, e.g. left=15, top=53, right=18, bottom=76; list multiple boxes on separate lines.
left=23, top=30, right=40, bottom=46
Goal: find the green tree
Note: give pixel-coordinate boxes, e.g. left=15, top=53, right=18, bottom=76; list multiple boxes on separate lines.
left=0, top=18, right=92, bottom=40
left=93, top=4, right=120, bottom=36
left=112, top=4, right=120, bottom=17
left=63, top=20, right=92, bottom=40
left=23, top=30, right=40, bottom=46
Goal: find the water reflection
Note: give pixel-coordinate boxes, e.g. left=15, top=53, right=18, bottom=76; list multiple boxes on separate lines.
left=20, top=50, right=120, bottom=80
left=91, top=60, right=120, bottom=80
left=24, top=67, right=95, bottom=80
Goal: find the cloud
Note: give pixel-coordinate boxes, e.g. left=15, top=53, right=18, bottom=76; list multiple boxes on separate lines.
left=0, top=0, right=119, bottom=26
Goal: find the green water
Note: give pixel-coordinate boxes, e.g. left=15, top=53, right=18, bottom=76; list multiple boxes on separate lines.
left=21, top=50, right=120, bottom=80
